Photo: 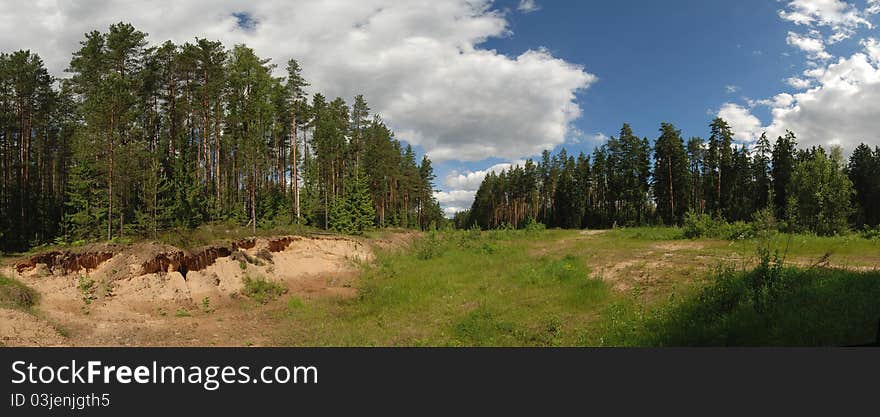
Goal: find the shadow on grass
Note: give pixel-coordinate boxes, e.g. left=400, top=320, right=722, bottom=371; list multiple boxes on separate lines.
left=603, top=265, right=880, bottom=346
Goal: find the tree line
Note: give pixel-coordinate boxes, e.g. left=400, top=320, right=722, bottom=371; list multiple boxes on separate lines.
left=0, top=22, right=443, bottom=252
left=460, top=119, right=880, bottom=236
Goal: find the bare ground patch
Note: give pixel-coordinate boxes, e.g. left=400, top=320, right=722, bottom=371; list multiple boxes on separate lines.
left=3, top=234, right=382, bottom=346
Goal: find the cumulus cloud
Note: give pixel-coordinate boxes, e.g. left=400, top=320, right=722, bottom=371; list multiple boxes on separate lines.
left=786, top=30, right=832, bottom=60
left=717, top=103, right=763, bottom=143
left=435, top=190, right=477, bottom=216
left=786, top=76, right=813, bottom=89
left=725, top=85, right=741, bottom=94
left=0, top=0, right=595, bottom=163
left=764, top=46, right=880, bottom=151
left=438, top=160, right=527, bottom=215
left=725, top=38, right=880, bottom=153
left=517, top=0, right=541, bottom=13
left=443, top=161, right=527, bottom=192
left=753, top=93, right=796, bottom=109
left=779, top=0, right=872, bottom=42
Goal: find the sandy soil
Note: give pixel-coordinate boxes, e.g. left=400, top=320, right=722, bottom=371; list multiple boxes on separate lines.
left=1, top=235, right=385, bottom=346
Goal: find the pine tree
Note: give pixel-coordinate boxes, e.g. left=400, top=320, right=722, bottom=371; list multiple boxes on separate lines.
left=653, top=123, right=690, bottom=225
left=848, top=143, right=880, bottom=227
left=329, top=167, right=375, bottom=234
left=772, top=131, right=797, bottom=221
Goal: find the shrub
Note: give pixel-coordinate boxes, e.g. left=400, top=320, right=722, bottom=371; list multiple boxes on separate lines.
left=242, top=276, right=287, bottom=304
left=415, top=232, right=444, bottom=260
left=862, top=225, right=880, bottom=240
left=683, top=211, right=719, bottom=239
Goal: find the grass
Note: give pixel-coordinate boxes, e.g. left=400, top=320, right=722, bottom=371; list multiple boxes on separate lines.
left=601, top=265, right=880, bottom=346
left=268, top=226, right=880, bottom=346
left=6, top=224, right=878, bottom=347
left=243, top=276, right=287, bottom=304
left=0, top=274, right=39, bottom=310
left=278, top=229, right=617, bottom=346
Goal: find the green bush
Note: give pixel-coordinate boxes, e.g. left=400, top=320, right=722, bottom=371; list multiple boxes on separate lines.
left=682, top=211, right=759, bottom=241
left=862, top=225, right=880, bottom=240
left=682, top=211, right=720, bottom=239
left=415, top=232, right=445, bottom=260
left=242, top=276, right=287, bottom=304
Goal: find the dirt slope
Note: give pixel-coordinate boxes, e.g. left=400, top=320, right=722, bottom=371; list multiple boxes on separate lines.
left=2, top=235, right=381, bottom=346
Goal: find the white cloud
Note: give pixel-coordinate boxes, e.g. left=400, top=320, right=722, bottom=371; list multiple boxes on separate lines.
left=517, top=0, right=541, bottom=13
left=754, top=93, right=797, bottom=109
left=725, top=85, right=741, bottom=94
left=786, top=31, right=832, bottom=60
left=722, top=2, right=880, bottom=155
left=764, top=46, right=880, bottom=152
left=434, top=190, right=477, bottom=216
left=0, top=0, right=595, bottom=163
left=863, top=37, right=880, bottom=63
left=786, top=76, right=813, bottom=89
left=717, top=103, right=763, bottom=143
left=443, top=160, right=527, bottom=192
left=438, top=160, right=527, bottom=214
left=726, top=39, right=880, bottom=154
left=868, top=0, right=880, bottom=15
left=779, top=0, right=872, bottom=42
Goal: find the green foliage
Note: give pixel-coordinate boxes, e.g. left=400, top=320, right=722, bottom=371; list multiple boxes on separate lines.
left=787, top=147, right=853, bottom=236
left=683, top=211, right=759, bottom=241
left=0, top=275, right=39, bottom=310
left=286, top=297, right=305, bottom=310
left=77, top=275, right=95, bottom=305
left=415, top=232, right=445, bottom=260
left=329, top=168, right=375, bottom=235
left=201, top=297, right=213, bottom=313
left=604, top=263, right=880, bottom=346
left=862, top=225, right=880, bottom=240
left=242, top=276, right=287, bottom=304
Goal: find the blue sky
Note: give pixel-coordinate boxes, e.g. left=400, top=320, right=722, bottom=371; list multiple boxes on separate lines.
left=4, top=0, right=880, bottom=215
left=430, top=0, right=880, bottom=214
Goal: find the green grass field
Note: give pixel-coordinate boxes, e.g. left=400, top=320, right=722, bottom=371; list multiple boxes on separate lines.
left=274, top=228, right=880, bottom=346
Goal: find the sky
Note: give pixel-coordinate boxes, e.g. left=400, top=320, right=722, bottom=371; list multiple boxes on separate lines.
left=2, top=0, right=879, bottom=216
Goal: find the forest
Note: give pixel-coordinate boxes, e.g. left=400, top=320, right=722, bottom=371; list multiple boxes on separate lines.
left=3, top=22, right=880, bottom=254
left=460, top=120, right=880, bottom=236
left=0, top=23, right=443, bottom=252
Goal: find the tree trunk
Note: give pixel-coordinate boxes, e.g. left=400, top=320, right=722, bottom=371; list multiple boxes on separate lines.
left=107, top=114, right=115, bottom=241
left=291, top=111, right=299, bottom=220
left=668, top=158, right=674, bottom=219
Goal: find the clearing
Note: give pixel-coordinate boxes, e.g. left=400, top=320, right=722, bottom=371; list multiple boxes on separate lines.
left=1, top=228, right=878, bottom=346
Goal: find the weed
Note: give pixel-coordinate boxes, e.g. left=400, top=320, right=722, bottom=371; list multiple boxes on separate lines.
left=175, top=308, right=191, bottom=317
left=415, top=232, right=444, bottom=260
left=286, top=297, right=304, bottom=310
left=201, top=297, right=214, bottom=313
left=77, top=275, right=95, bottom=305
left=243, top=276, right=287, bottom=304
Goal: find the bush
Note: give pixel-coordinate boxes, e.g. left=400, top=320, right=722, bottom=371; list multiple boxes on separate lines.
left=415, top=232, right=445, bottom=260
left=862, top=225, right=880, bottom=240
left=242, top=276, right=287, bottom=304
left=682, top=211, right=760, bottom=241
left=683, top=211, right=720, bottom=239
